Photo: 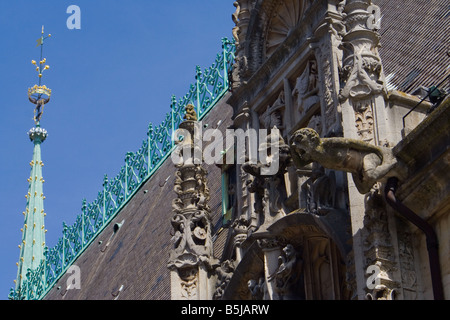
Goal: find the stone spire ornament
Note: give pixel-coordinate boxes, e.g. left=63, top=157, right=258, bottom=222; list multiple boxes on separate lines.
left=12, top=27, right=52, bottom=297
left=168, top=104, right=217, bottom=300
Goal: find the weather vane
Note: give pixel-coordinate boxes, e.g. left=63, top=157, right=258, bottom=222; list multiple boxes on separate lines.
left=28, top=26, right=52, bottom=125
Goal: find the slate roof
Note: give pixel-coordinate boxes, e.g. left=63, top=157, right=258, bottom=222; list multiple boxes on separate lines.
left=43, top=96, right=233, bottom=300
left=375, top=0, right=450, bottom=94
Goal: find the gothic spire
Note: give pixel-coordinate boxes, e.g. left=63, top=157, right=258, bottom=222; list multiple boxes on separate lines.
left=13, top=26, right=52, bottom=293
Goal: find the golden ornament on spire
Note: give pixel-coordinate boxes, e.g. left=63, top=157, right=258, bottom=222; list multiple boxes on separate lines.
left=28, top=26, right=52, bottom=125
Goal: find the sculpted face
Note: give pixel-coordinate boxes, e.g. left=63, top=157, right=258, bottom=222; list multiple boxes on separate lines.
left=283, top=244, right=295, bottom=259
left=290, top=128, right=320, bottom=167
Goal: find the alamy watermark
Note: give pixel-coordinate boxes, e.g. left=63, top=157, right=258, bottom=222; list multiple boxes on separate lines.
left=366, top=264, right=382, bottom=290
left=67, top=5, right=81, bottom=30
left=66, top=265, right=81, bottom=290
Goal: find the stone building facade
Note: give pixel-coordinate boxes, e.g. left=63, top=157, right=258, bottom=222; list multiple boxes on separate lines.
left=42, top=0, right=449, bottom=300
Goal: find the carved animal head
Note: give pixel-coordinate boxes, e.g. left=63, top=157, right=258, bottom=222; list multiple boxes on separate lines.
left=290, top=128, right=321, bottom=167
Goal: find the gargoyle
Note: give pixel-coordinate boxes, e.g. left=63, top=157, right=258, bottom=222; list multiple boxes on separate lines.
left=290, top=128, right=406, bottom=194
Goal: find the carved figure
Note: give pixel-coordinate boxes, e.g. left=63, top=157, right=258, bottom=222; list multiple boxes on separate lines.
left=290, top=128, right=406, bottom=194
left=29, top=96, right=50, bottom=123
left=366, top=284, right=396, bottom=300
left=184, top=104, right=198, bottom=121
left=213, top=260, right=235, bottom=299
left=248, top=277, right=266, bottom=300
left=292, top=59, right=319, bottom=116
left=307, top=60, right=318, bottom=92
left=242, top=129, right=292, bottom=218
left=262, top=91, right=285, bottom=132
left=339, top=46, right=384, bottom=101
left=268, top=244, right=303, bottom=298
left=301, top=163, right=336, bottom=215
left=232, top=1, right=240, bottom=44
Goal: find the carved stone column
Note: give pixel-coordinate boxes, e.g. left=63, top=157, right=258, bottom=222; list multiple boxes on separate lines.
left=339, top=0, right=388, bottom=143
left=231, top=105, right=255, bottom=261
left=231, top=0, right=252, bottom=89
left=168, top=105, right=216, bottom=300
left=310, top=4, right=346, bottom=137
left=363, top=186, right=399, bottom=299
left=338, top=0, right=397, bottom=299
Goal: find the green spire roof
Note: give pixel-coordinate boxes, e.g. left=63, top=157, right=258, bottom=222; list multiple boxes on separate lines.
left=15, top=126, right=48, bottom=290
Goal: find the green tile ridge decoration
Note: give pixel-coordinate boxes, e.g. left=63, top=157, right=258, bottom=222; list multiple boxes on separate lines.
left=9, top=38, right=235, bottom=300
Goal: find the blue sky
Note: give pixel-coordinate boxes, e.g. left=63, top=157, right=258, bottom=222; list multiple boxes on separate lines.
left=0, top=0, right=234, bottom=299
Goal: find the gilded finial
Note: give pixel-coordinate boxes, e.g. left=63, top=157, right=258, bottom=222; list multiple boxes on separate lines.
left=28, top=26, right=52, bottom=125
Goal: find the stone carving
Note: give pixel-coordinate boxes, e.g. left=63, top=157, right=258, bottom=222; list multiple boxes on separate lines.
left=169, top=210, right=213, bottom=270
left=300, top=163, right=336, bottom=215
left=267, top=244, right=303, bottom=299
left=231, top=55, right=249, bottom=90
left=168, top=105, right=214, bottom=274
left=363, top=186, right=398, bottom=299
left=321, top=57, right=339, bottom=131
left=179, top=267, right=198, bottom=299
left=292, top=59, right=320, bottom=118
left=339, top=2, right=385, bottom=102
left=232, top=1, right=240, bottom=45
left=238, top=164, right=254, bottom=229
left=290, top=128, right=406, bottom=194
left=230, top=0, right=251, bottom=89
left=363, top=186, right=392, bottom=250
left=265, top=0, right=309, bottom=58
left=262, top=91, right=285, bottom=135
left=245, top=172, right=266, bottom=226
left=213, top=260, right=235, bottom=300
left=354, top=100, right=375, bottom=143
left=248, top=276, right=266, bottom=300
left=293, top=60, right=318, bottom=97
left=339, top=45, right=384, bottom=101
left=172, top=164, right=210, bottom=214
left=396, top=219, right=417, bottom=299
left=257, top=238, right=280, bottom=251
left=243, top=130, right=292, bottom=223
left=365, top=284, right=396, bottom=300
left=366, top=4, right=382, bottom=31
left=231, top=214, right=251, bottom=248
left=306, top=115, right=322, bottom=136
left=310, top=11, right=345, bottom=134
left=184, top=103, right=198, bottom=121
